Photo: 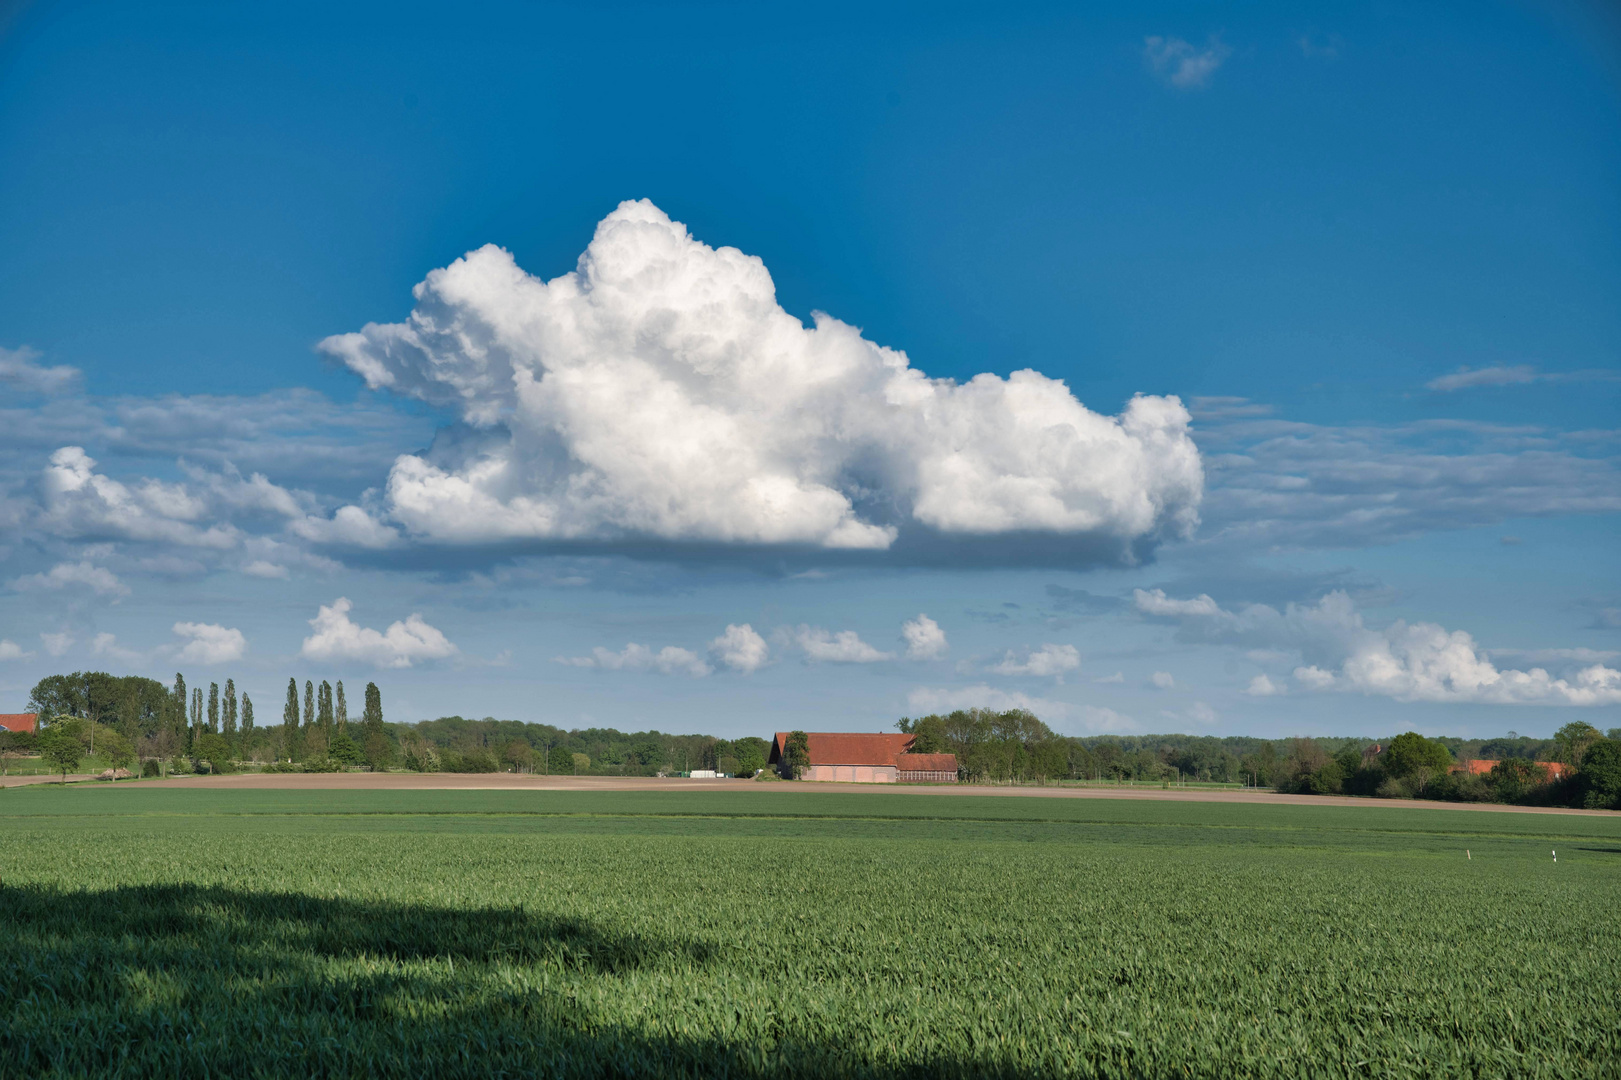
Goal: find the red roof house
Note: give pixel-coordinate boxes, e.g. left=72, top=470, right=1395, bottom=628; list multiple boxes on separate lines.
left=0, top=713, right=39, bottom=735
left=770, top=732, right=958, bottom=783
left=1457, top=759, right=1568, bottom=781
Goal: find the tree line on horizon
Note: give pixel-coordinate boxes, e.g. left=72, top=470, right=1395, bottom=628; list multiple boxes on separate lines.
left=896, top=709, right=1621, bottom=809
left=8, top=671, right=1620, bottom=807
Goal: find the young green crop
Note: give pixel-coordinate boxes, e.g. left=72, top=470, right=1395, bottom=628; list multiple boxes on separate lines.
left=1, top=787, right=1617, bottom=1078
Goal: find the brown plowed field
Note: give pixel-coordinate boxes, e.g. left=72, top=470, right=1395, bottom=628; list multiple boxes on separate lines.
left=4, top=769, right=1613, bottom=815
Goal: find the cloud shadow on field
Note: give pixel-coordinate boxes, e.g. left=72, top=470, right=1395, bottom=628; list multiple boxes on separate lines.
left=0, top=882, right=1045, bottom=1079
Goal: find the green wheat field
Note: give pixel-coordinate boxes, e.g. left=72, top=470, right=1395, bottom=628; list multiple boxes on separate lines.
left=1, top=785, right=1618, bottom=1078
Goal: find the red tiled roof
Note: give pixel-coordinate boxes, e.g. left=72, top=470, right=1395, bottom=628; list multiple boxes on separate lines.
left=897, top=753, right=957, bottom=772
left=772, top=732, right=914, bottom=767
left=0, top=713, right=39, bottom=734
left=1458, top=759, right=1567, bottom=780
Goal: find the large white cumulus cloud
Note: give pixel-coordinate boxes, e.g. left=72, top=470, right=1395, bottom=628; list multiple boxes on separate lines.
left=319, top=200, right=1202, bottom=557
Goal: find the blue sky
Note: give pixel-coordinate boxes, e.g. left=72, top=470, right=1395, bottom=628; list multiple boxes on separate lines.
left=1, top=0, right=1617, bottom=737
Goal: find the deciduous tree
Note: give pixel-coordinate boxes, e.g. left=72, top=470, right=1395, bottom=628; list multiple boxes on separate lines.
left=39, top=729, right=81, bottom=783
left=784, top=730, right=810, bottom=779
left=1580, top=739, right=1621, bottom=809
left=1383, top=732, right=1452, bottom=792
left=1553, top=722, right=1602, bottom=769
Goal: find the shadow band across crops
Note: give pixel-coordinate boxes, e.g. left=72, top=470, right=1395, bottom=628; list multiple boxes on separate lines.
left=0, top=883, right=1038, bottom=1079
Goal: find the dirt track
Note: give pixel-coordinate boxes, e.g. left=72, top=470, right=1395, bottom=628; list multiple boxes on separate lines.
left=3, top=769, right=1614, bottom=816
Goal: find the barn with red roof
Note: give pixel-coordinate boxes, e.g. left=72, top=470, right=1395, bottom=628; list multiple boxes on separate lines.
left=0, top=713, right=39, bottom=735
left=769, top=731, right=958, bottom=783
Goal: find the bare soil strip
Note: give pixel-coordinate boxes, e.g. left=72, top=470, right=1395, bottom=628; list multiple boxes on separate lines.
left=4, top=769, right=1613, bottom=815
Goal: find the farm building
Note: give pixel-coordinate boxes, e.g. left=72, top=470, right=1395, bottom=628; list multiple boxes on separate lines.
left=769, top=732, right=958, bottom=783
left=1457, top=759, right=1568, bottom=781
left=0, top=713, right=38, bottom=734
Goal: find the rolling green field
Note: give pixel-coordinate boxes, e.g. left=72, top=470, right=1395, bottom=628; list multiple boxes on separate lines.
left=2, top=786, right=1618, bottom=1078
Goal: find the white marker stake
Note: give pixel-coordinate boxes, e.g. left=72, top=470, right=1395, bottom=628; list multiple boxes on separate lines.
left=1553, top=849, right=1557, bottom=864
left=1466, top=850, right=1471, bottom=860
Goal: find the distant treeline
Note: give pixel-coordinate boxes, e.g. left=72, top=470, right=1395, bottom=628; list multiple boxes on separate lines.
left=899, top=709, right=1621, bottom=810
left=12, top=672, right=1620, bottom=808
left=398, top=715, right=770, bottom=777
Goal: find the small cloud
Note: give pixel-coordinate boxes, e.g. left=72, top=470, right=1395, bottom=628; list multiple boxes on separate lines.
left=11, top=560, right=131, bottom=600
left=1150, top=670, right=1176, bottom=690
left=1426, top=365, right=1538, bottom=392
left=709, top=623, right=770, bottom=673
left=1135, top=588, right=1222, bottom=618
left=0, top=639, right=33, bottom=660
left=1189, top=396, right=1274, bottom=420
left=556, top=643, right=711, bottom=677
left=1093, top=670, right=1124, bottom=684
left=1245, top=673, right=1283, bottom=696
left=0, top=345, right=79, bottom=394
left=242, top=560, right=290, bottom=579
left=300, top=597, right=457, bottom=669
left=1424, top=365, right=1619, bottom=393
left=1144, top=35, right=1233, bottom=90
left=902, top=614, right=949, bottom=660
left=1293, top=665, right=1337, bottom=690
left=41, top=631, right=74, bottom=657
left=990, top=643, right=1081, bottom=679
left=173, top=622, right=247, bottom=665
left=92, top=632, right=146, bottom=664
left=1499, top=536, right=1521, bottom=546
left=793, top=626, right=893, bottom=663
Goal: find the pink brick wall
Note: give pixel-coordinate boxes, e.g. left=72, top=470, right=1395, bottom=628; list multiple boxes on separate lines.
left=802, top=764, right=898, bottom=783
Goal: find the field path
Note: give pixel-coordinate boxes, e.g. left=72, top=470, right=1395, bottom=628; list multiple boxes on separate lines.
left=10, top=769, right=1613, bottom=815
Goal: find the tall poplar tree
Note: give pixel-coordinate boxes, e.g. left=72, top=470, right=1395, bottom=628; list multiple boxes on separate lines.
left=316, top=677, right=332, bottom=736
left=223, top=679, right=237, bottom=756
left=191, top=687, right=203, bottom=744
left=362, top=681, right=386, bottom=770
left=241, top=694, right=254, bottom=736
left=335, top=681, right=347, bottom=730
left=282, top=678, right=300, bottom=760
left=207, top=682, right=220, bottom=734
left=303, top=680, right=314, bottom=730
left=172, top=673, right=188, bottom=751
